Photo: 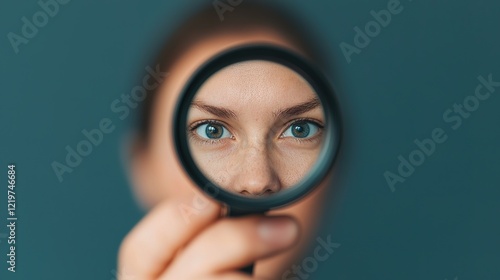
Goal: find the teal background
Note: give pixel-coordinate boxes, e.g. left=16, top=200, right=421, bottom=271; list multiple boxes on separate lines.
left=1, top=0, right=499, bottom=279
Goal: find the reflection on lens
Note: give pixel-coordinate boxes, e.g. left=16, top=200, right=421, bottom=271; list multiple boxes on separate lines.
left=186, top=60, right=326, bottom=197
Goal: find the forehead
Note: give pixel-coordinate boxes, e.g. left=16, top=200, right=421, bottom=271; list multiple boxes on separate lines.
left=194, top=60, right=317, bottom=107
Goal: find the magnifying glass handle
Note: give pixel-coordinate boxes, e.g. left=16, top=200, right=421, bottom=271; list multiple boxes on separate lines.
left=240, top=264, right=254, bottom=274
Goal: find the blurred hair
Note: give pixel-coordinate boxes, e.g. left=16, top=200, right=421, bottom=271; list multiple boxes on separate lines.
left=138, top=1, right=327, bottom=144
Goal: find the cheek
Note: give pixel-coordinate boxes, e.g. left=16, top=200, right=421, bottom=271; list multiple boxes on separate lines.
left=189, top=143, right=234, bottom=187
left=273, top=146, right=321, bottom=188
left=148, top=119, right=202, bottom=201
left=188, top=141, right=321, bottom=190
left=149, top=147, right=197, bottom=200
left=147, top=85, right=207, bottom=199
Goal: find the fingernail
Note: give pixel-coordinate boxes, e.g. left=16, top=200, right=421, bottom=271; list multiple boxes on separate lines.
left=258, top=217, right=298, bottom=247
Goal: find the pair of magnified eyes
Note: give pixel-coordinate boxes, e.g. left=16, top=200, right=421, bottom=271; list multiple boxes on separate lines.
left=192, top=120, right=322, bottom=140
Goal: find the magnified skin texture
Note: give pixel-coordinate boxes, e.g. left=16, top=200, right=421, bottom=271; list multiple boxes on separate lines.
left=119, top=27, right=333, bottom=280
left=188, top=61, right=325, bottom=196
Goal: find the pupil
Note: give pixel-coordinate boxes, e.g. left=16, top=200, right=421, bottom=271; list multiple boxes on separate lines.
left=206, top=124, right=223, bottom=139
left=292, top=122, right=310, bottom=138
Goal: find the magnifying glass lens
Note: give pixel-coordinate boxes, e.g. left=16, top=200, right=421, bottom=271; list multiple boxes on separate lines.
left=174, top=45, right=340, bottom=214
left=187, top=60, right=325, bottom=198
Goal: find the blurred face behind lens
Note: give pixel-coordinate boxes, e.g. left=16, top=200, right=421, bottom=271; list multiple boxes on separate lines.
left=187, top=60, right=325, bottom=197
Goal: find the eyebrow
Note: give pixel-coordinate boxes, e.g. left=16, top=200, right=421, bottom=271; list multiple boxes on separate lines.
left=191, top=100, right=238, bottom=119
left=191, top=97, right=321, bottom=120
left=274, top=98, right=321, bottom=120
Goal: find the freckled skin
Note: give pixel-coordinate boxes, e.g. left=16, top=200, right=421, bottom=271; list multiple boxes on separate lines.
left=187, top=60, right=325, bottom=196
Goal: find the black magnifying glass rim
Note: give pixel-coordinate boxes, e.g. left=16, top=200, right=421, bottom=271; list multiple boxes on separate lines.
left=174, top=44, right=341, bottom=214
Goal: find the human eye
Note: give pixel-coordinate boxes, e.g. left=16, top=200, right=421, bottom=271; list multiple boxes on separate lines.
left=190, top=121, right=233, bottom=141
left=281, top=119, right=323, bottom=140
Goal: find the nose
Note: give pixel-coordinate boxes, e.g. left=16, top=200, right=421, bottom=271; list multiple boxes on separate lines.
left=231, top=145, right=282, bottom=196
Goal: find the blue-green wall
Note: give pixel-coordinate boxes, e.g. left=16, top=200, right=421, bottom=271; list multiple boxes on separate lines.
left=1, top=0, right=499, bottom=279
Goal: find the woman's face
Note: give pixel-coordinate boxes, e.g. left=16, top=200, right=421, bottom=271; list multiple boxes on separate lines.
left=187, top=60, right=325, bottom=196
left=131, top=30, right=332, bottom=277
left=131, top=27, right=332, bottom=212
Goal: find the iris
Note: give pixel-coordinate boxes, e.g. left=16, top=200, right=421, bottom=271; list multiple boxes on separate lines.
left=206, top=124, right=223, bottom=139
left=291, top=121, right=310, bottom=138
left=194, top=122, right=231, bottom=140
left=282, top=120, right=320, bottom=139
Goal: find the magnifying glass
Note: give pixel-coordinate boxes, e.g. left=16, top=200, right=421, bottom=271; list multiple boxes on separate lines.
left=173, top=44, right=341, bottom=274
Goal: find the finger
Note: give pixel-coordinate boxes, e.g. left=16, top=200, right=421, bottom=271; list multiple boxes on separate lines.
left=118, top=194, right=220, bottom=278
left=161, top=215, right=299, bottom=279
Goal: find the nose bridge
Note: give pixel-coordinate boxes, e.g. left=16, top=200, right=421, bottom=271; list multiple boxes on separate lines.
left=231, top=139, right=282, bottom=196
left=246, top=134, right=267, bottom=154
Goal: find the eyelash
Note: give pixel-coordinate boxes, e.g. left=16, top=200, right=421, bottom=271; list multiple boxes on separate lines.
left=188, top=118, right=324, bottom=144
left=188, top=120, right=233, bottom=145
left=279, top=118, right=324, bottom=143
